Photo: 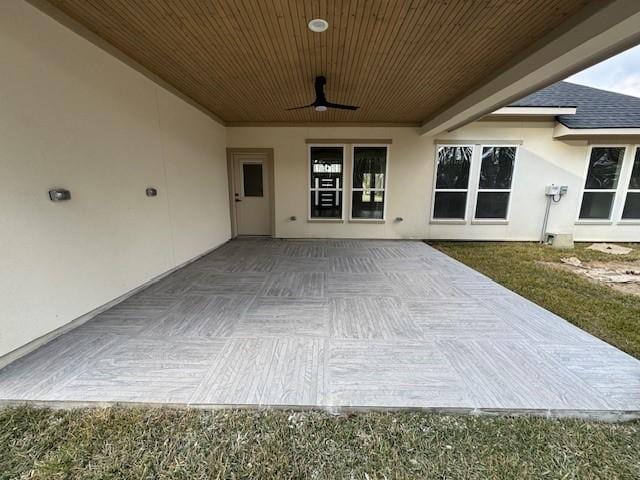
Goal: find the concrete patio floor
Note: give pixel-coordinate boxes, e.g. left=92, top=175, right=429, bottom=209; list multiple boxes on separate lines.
left=0, top=238, right=638, bottom=419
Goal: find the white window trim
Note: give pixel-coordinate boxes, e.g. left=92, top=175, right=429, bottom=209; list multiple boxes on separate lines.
left=430, top=144, right=475, bottom=223
left=349, top=144, right=390, bottom=222
left=618, top=145, right=640, bottom=223
left=430, top=143, right=520, bottom=224
left=575, top=144, right=627, bottom=224
left=307, top=144, right=346, bottom=222
left=471, top=145, right=520, bottom=223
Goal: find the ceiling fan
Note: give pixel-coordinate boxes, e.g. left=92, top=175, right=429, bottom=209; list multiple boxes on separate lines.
left=287, top=76, right=359, bottom=112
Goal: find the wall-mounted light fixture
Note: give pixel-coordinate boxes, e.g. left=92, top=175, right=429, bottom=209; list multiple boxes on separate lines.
left=49, top=188, right=71, bottom=202
left=145, top=187, right=158, bottom=197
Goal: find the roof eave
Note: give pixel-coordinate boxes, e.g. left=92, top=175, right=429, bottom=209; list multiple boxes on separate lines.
left=489, top=106, right=577, bottom=117
left=553, top=123, right=640, bottom=139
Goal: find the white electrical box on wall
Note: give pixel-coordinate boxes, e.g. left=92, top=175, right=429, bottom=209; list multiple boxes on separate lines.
left=544, top=184, right=568, bottom=196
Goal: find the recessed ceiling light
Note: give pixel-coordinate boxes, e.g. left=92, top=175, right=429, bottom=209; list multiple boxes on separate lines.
left=308, top=18, right=329, bottom=33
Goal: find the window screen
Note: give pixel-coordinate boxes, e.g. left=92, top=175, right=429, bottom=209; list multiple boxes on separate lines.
left=474, top=146, right=516, bottom=219
left=433, top=146, right=472, bottom=219
left=579, top=147, right=624, bottom=220
left=352, top=146, right=387, bottom=219
left=622, top=148, right=640, bottom=219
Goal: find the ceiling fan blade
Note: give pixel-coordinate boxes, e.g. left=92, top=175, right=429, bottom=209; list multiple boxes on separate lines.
left=325, top=102, right=359, bottom=111
left=286, top=103, right=314, bottom=110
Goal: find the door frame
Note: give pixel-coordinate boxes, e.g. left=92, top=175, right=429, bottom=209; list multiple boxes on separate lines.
left=226, top=148, right=275, bottom=238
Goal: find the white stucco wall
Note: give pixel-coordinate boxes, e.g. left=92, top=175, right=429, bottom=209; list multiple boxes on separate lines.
left=227, top=123, right=639, bottom=242
left=227, top=126, right=433, bottom=239
left=432, top=122, right=639, bottom=242
left=0, top=0, right=230, bottom=358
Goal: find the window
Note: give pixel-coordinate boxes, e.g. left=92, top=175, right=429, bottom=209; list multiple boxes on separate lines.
left=309, top=146, right=344, bottom=219
left=242, top=163, right=263, bottom=197
left=622, top=147, right=640, bottom=220
left=475, top=146, right=516, bottom=219
left=579, top=147, right=625, bottom=220
left=432, top=146, right=472, bottom=219
left=351, top=146, right=388, bottom=219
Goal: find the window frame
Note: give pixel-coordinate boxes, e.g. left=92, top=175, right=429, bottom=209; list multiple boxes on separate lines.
left=430, top=144, right=475, bottom=223
left=471, top=144, right=519, bottom=223
left=619, top=146, right=640, bottom=223
left=307, top=144, right=346, bottom=222
left=576, top=144, right=627, bottom=224
left=349, top=144, right=390, bottom=222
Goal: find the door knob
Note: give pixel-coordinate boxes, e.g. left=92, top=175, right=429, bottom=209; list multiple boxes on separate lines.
left=235, top=198, right=242, bottom=202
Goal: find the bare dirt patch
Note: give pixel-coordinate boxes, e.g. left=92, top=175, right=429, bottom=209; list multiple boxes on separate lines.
left=541, top=258, right=640, bottom=297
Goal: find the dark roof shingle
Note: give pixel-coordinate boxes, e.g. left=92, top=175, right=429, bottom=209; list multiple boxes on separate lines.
left=509, top=81, right=640, bottom=129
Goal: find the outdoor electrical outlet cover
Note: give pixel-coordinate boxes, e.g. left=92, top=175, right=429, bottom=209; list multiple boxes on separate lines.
left=48, top=188, right=71, bottom=202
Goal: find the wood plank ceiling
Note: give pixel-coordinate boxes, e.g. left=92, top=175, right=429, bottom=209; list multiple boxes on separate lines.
left=46, top=0, right=596, bottom=124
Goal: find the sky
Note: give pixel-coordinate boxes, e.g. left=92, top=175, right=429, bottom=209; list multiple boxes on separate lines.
left=566, top=44, right=640, bottom=98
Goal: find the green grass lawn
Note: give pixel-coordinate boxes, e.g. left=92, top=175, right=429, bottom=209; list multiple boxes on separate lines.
left=1, top=406, right=638, bottom=479
left=433, top=242, right=640, bottom=359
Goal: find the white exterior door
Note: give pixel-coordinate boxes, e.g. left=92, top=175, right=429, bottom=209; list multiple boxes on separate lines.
left=232, top=152, right=271, bottom=235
